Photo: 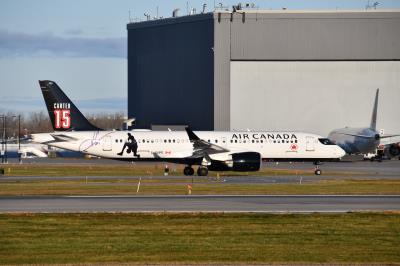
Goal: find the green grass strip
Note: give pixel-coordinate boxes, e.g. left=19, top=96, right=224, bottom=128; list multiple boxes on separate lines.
left=1, top=179, right=400, bottom=196
left=0, top=213, right=399, bottom=264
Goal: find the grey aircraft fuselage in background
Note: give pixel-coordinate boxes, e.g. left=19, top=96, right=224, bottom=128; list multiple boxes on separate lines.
left=328, top=89, right=399, bottom=155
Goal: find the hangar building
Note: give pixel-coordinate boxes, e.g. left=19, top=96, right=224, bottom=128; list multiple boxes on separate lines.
left=127, top=9, right=400, bottom=135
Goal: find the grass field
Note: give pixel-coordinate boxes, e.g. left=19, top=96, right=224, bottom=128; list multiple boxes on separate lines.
left=1, top=178, right=400, bottom=196
left=0, top=212, right=399, bottom=264
left=0, top=163, right=359, bottom=177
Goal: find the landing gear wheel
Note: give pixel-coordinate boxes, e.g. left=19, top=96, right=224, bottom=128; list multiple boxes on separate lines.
left=183, top=166, right=194, bottom=176
left=197, top=167, right=209, bottom=176
left=314, top=169, right=322, bottom=175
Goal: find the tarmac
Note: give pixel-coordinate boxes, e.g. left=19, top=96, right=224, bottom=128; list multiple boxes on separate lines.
left=1, top=195, right=399, bottom=213
left=0, top=158, right=399, bottom=213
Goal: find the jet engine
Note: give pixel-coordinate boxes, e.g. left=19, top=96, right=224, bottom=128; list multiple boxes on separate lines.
left=209, top=152, right=261, bottom=172
left=387, top=143, right=400, bottom=157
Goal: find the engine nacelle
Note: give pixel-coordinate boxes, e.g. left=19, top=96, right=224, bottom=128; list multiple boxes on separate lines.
left=387, top=143, right=400, bottom=157
left=209, top=152, right=261, bottom=172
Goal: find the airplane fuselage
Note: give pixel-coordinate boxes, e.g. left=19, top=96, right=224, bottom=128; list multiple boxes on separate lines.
left=328, top=127, right=380, bottom=154
left=33, top=130, right=345, bottom=164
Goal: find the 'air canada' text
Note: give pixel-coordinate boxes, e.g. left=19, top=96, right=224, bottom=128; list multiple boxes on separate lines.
left=231, top=133, right=298, bottom=140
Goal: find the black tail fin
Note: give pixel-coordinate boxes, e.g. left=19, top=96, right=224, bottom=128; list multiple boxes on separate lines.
left=39, top=80, right=101, bottom=131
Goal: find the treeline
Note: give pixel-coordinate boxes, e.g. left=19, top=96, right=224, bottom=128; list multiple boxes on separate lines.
left=0, top=111, right=126, bottom=139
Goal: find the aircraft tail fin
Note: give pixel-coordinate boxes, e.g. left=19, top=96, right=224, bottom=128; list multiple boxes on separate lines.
left=370, top=88, right=379, bottom=131
left=38, top=80, right=101, bottom=131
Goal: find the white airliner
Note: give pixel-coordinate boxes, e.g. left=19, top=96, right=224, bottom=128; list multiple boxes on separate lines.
left=328, top=89, right=400, bottom=157
left=32, top=80, right=345, bottom=176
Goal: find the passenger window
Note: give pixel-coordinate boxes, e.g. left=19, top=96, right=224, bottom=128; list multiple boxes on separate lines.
left=260, top=140, right=263, bottom=143
left=168, top=139, right=171, bottom=143
left=115, top=139, right=118, bottom=143
left=215, top=140, right=218, bottom=143
left=252, top=140, right=255, bottom=143
left=235, top=140, right=237, bottom=143
left=173, top=139, right=175, bottom=143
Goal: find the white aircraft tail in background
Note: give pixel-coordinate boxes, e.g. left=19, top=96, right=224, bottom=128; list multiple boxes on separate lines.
left=328, top=88, right=400, bottom=156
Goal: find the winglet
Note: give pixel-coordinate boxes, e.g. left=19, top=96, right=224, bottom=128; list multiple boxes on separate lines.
left=370, top=88, right=379, bottom=130
left=185, top=126, right=200, bottom=141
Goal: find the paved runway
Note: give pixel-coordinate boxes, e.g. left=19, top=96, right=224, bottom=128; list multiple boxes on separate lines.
left=2, top=159, right=400, bottom=184
left=1, top=195, right=399, bottom=213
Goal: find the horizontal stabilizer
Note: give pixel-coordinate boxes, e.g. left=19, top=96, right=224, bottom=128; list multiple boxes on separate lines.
left=380, top=134, right=400, bottom=139
left=335, top=132, right=375, bottom=139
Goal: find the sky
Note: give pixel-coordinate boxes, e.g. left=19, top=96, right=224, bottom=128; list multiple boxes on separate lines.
left=1, top=0, right=400, bottom=114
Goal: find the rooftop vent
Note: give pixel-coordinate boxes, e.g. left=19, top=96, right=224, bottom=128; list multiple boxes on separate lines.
left=172, top=8, right=180, bottom=17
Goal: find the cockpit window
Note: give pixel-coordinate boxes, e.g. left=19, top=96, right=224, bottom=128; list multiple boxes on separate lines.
left=319, top=138, right=335, bottom=145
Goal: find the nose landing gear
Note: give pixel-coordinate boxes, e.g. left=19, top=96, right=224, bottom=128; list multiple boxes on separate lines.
left=313, top=161, right=322, bottom=175
left=314, top=168, right=322, bottom=175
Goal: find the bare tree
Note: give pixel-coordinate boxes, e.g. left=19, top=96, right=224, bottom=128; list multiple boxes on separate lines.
left=1, top=111, right=126, bottom=140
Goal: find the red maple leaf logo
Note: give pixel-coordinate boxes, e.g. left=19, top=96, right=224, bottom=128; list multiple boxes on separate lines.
left=290, top=144, right=298, bottom=151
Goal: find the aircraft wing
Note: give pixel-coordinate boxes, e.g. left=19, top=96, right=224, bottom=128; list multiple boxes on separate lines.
left=185, top=127, right=229, bottom=158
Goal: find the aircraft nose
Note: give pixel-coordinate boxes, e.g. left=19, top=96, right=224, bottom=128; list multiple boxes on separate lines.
left=337, top=146, right=346, bottom=157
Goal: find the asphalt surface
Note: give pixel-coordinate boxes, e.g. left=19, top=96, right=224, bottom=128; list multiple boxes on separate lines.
left=1, top=159, right=399, bottom=213
left=1, top=159, right=399, bottom=184
left=1, top=195, right=399, bottom=213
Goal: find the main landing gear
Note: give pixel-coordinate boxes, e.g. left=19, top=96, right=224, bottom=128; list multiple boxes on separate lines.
left=183, top=166, right=209, bottom=176
left=183, top=166, right=194, bottom=176
left=197, top=167, right=209, bottom=176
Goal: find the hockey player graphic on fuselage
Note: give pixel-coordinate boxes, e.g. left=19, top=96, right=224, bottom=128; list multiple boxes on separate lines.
left=117, top=133, right=140, bottom=157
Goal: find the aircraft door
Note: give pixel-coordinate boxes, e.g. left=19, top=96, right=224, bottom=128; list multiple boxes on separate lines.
left=306, top=136, right=315, bottom=151
left=102, top=136, right=112, bottom=151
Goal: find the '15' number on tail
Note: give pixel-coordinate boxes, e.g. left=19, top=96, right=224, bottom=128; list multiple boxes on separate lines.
left=54, top=109, right=71, bottom=129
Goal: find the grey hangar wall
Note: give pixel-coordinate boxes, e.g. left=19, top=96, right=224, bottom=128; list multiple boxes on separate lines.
left=127, top=10, right=400, bottom=134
